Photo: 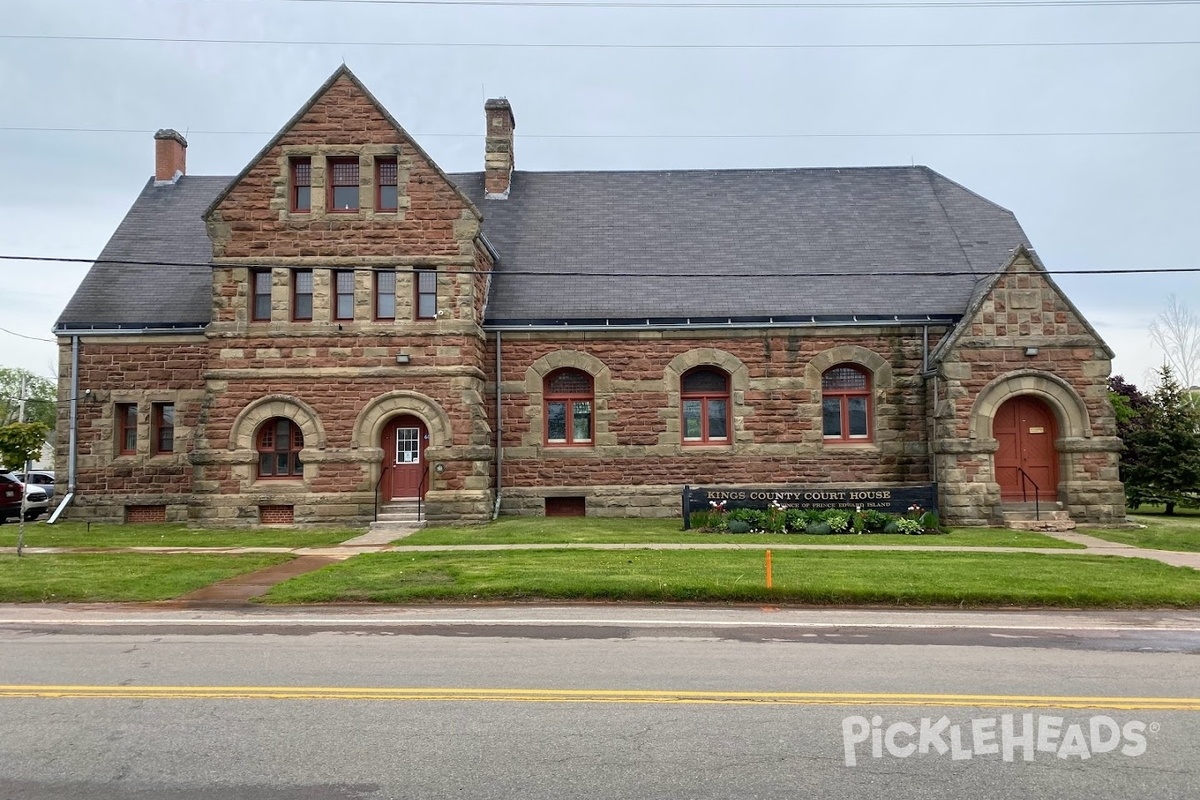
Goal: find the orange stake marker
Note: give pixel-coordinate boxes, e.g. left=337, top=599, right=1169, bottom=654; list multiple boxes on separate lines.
left=765, top=549, right=773, bottom=589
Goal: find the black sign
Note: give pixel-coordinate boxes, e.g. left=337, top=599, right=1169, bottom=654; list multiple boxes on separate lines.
left=682, top=484, right=937, bottom=526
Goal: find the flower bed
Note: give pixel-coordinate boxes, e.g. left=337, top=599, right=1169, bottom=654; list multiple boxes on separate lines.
left=689, top=501, right=944, bottom=535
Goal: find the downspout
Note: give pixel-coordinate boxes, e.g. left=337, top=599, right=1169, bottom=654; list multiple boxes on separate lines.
left=492, top=329, right=503, bottom=520
left=50, top=335, right=79, bottom=523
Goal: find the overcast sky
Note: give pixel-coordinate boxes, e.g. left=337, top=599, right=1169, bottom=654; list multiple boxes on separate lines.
left=2, top=0, right=1198, bottom=387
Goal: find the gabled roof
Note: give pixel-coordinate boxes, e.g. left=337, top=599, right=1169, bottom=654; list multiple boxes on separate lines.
left=57, top=176, right=222, bottom=330
left=202, top=64, right=480, bottom=223
left=930, top=244, right=1116, bottom=362
left=57, top=169, right=1033, bottom=331
left=451, top=166, right=1030, bottom=324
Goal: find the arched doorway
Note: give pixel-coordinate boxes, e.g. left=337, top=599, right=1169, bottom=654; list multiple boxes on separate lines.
left=993, top=396, right=1059, bottom=501
left=381, top=415, right=429, bottom=500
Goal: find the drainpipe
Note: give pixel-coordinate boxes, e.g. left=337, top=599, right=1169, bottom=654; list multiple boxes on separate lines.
left=49, top=335, right=79, bottom=523
left=492, top=330, right=503, bottom=520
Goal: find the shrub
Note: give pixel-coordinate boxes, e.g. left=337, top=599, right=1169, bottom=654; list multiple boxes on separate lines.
left=806, top=521, right=833, bottom=535
left=728, top=508, right=767, bottom=531
left=883, top=519, right=900, bottom=534
left=861, top=510, right=890, bottom=533
left=784, top=509, right=808, bottom=533
left=918, top=510, right=945, bottom=534
left=689, top=510, right=728, bottom=532
left=823, top=510, right=852, bottom=533
left=895, top=517, right=924, bottom=535
left=728, top=520, right=752, bottom=534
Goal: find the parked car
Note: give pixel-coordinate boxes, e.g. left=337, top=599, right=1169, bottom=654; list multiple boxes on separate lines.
left=13, top=470, right=56, bottom=501
left=0, top=472, right=49, bottom=522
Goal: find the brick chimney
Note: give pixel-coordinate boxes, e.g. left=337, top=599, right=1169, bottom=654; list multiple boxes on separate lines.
left=484, top=98, right=515, bottom=199
left=154, top=129, right=187, bottom=185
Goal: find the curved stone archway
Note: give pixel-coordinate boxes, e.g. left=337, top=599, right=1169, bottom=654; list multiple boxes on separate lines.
left=660, top=348, right=752, bottom=447
left=969, top=370, right=1092, bottom=442
left=352, top=390, right=454, bottom=450
left=228, top=394, right=326, bottom=451
left=523, top=350, right=614, bottom=448
left=803, top=345, right=894, bottom=390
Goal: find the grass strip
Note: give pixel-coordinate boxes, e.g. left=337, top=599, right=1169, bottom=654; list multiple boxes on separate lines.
left=1084, top=511, right=1200, bottom=553
left=0, top=522, right=356, bottom=549
left=0, top=553, right=292, bottom=603
left=402, top=517, right=1082, bottom=549
left=262, top=549, right=1200, bottom=608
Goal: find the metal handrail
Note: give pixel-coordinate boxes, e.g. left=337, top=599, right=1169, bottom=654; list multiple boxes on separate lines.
left=417, top=462, right=430, bottom=523
left=373, top=464, right=388, bottom=523
left=1017, top=467, right=1040, bottom=521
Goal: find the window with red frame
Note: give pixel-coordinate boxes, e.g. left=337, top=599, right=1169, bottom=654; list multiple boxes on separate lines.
left=257, top=418, right=304, bottom=478
left=116, top=403, right=137, bottom=454
left=681, top=368, right=729, bottom=443
left=334, top=270, right=355, bottom=320
left=376, top=157, right=398, bottom=211
left=822, top=364, right=872, bottom=441
left=290, top=157, right=311, bottom=212
left=327, top=157, right=360, bottom=212
left=544, top=368, right=593, bottom=445
left=292, top=270, right=313, bottom=321
left=375, top=270, right=396, bottom=320
left=152, top=403, right=175, bottom=454
left=415, top=268, right=437, bottom=319
left=251, top=269, right=272, bottom=321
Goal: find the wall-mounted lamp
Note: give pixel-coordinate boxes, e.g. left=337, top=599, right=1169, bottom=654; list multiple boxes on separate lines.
left=434, top=463, right=445, bottom=474
left=83, top=389, right=94, bottom=403
left=395, top=354, right=411, bottom=364
left=1024, top=347, right=1039, bottom=357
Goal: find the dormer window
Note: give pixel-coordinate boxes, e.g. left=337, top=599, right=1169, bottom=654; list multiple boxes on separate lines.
left=328, top=157, right=360, bottom=212
left=290, top=158, right=311, bottom=212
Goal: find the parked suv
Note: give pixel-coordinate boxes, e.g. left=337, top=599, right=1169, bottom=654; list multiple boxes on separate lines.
left=13, top=470, right=56, bottom=501
left=0, top=472, right=49, bottom=522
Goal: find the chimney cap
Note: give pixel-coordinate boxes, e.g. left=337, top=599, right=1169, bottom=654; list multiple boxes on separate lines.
left=154, top=128, right=188, bottom=147
left=484, top=98, right=515, bottom=129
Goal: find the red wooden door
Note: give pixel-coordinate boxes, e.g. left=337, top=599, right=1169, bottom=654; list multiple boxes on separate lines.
left=994, top=396, right=1058, bottom=501
left=382, top=415, right=428, bottom=499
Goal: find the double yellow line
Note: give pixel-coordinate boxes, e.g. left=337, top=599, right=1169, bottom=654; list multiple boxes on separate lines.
left=2, top=685, right=1199, bottom=710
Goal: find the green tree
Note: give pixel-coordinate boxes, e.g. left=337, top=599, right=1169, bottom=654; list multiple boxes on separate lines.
left=0, top=421, right=50, bottom=471
left=1121, top=366, right=1200, bottom=514
left=0, top=367, right=57, bottom=432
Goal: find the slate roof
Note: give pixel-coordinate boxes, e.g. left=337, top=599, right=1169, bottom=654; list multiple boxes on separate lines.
left=57, top=176, right=224, bottom=329
left=57, top=166, right=1030, bottom=330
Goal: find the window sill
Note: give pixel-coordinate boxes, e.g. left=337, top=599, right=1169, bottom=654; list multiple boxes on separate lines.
left=822, top=440, right=879, bottom=451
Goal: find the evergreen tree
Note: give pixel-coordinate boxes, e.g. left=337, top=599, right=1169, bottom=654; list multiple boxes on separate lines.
left=1120, top=366, right=1200, bottom=514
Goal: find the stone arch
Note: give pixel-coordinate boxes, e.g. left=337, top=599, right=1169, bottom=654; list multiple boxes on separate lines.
left=229, top=395, right=326, bottom=451
left=661, top=348, right=752, bottom=445
left=804, top=345, right=894, bottom=390
left=524, top=350, right=614, bottom=447
left=969, top=370, right=1092, bottom=442
left=352, top=390, right=453, bottom=450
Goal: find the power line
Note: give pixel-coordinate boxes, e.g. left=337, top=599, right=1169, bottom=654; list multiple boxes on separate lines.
left=3, top=33, right=1198, bottom=49
left=0, top=326, right=56, bottom=344
left=225, top=0, right=1200, bottom=9
left=2, top=253, right=1198, bottom=277
left=3, top=125, right=1198, bottom=139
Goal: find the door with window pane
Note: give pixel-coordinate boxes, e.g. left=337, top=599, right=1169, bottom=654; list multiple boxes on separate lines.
left=382, top=415, right=428, bottom=499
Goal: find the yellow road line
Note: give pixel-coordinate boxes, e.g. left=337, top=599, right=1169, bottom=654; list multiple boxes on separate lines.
left=1, top=685, right=1199, bottom=710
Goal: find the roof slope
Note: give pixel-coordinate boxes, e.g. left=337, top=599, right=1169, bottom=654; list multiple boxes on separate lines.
left=57, top=176, right=225, bottom=329
left=451, top=166, right=1030, bottom=323
left=57, top=166, right=1031, bottom=330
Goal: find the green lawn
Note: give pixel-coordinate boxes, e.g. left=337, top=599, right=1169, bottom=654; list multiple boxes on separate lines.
left=0, top=553, right=292, bottom=603
left=402, top=516, right=1082, bottom=549
left=1085, top=506, right=1200, bottom=553
left=262, top=549, right=1197, bottom=607
left=0, top=521, right=358, bottom=549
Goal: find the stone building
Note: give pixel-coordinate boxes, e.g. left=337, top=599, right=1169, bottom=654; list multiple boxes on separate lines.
left=54, top=66, right=1126, bottom=527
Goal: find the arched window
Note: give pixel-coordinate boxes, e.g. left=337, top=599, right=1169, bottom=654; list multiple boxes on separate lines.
left=544, top=368, right=593, bottom=445
left=822, top=364, right=871, bottom=442
left=257, top=417, right=304, bottom=478
left=681, top=367, right=730, bottom=444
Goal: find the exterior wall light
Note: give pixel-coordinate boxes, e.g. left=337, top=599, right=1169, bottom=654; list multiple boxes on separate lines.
left=395, top=354, right=411, bottom=364
left=1024, top=347, right=1039, bottom=357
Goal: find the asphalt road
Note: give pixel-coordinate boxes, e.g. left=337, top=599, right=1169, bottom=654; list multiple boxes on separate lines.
left=1, top=605, right=1198, bottom=800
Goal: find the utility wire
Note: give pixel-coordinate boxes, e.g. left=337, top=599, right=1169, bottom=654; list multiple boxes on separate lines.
left=225, top=0, right=1200, bottom=9
left=0, top=326, right=56, bottom=344
left=3, top=125, right=1198, bottom=139
left=3, top=33, right=1198, bottom=49
left=2, top=253, right=1198, bottom=277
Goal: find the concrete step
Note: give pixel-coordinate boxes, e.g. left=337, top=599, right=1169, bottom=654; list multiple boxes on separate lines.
left=999, top=505, right=1076, bottom=532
